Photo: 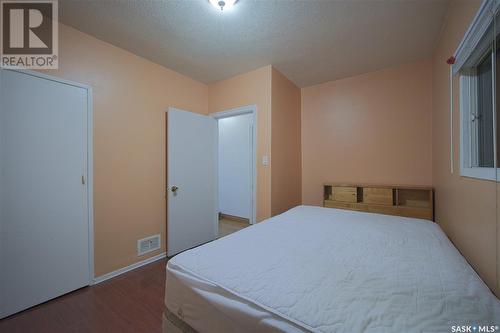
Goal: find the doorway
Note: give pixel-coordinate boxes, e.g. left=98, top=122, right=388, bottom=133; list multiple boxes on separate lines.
left=212, top=106, right=257, bottom=237
left=165, top=106, right=256, bottom=255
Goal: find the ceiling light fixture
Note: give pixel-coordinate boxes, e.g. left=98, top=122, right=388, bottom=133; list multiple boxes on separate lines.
left=209, top=0, right=237, bottom=11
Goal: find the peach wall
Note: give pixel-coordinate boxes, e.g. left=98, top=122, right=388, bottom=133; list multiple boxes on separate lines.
left=208, top=66, right=272, bottom=221
left=271, top=68, right=302, bottom=215
left=301, top=60, right=433, bottom=206
left=42, top=24, right=208, bottom=277
left=431, top=0, right=498, bottom=293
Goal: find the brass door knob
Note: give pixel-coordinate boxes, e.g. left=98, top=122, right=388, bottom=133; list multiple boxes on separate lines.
left=171, top=185, right=179, bottom=193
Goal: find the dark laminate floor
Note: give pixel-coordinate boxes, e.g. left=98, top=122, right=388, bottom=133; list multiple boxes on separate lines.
left=0, top=223, right=249, bottom=333
left=0, top=258, right=167, bottom=333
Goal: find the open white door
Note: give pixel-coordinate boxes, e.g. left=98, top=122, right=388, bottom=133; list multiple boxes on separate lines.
left=167, top=108, right=217, bottom=256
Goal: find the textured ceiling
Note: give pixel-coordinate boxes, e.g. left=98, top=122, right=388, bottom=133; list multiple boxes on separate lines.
left=58, top=0, right=450, bottom=87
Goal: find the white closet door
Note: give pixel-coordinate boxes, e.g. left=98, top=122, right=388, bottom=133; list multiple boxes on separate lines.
left=0, top=70, right=90, bottom=318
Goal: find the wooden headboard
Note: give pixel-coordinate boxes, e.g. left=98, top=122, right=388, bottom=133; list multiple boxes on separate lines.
left=323, top=183, right=434, bottom=221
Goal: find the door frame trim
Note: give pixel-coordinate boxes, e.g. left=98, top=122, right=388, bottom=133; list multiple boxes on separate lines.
left=1, top=68, right=95, bottom=285
left=210, top=105, right=257, bottom=225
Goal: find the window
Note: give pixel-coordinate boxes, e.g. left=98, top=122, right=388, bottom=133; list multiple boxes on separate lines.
left=457, top=1, right=500, bottom=181
left=460, top=48, right=499, bottom=180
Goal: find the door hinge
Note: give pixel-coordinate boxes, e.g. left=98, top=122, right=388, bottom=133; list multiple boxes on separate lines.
left=82, top=175, right=85, bottom=185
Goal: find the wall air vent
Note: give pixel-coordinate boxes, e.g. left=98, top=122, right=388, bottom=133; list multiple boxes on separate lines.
left=137, top=234, right=161, bottom=256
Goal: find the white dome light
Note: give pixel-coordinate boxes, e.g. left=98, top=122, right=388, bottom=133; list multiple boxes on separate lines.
left=209, top=0, right=237, bottom=11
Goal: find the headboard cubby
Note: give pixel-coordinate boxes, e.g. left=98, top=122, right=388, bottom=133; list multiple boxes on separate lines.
left=323, top=183, right=434, bottom=221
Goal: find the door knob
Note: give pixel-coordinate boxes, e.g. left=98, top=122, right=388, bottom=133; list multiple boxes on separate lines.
left=171, top=185, right=179, bottom=193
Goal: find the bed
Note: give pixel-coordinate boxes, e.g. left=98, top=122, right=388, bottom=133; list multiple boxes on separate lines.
left=163, top=205, right=500, bottom=332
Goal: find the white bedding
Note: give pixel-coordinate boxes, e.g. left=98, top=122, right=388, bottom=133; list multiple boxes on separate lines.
left=166, top=260, right=306, bottom=332
left=165, top=205, right=500, bottom=333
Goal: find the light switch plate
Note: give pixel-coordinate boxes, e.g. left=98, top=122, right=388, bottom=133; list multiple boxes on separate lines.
left=262, top=155, right=269, bottom=166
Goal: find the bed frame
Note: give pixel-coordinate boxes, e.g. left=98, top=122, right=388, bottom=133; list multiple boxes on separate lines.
left=162, top=308, right=198, bottom=333
left=323, top=183, right=434, bottom=221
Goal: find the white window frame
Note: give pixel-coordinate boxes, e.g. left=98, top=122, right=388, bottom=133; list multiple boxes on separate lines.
left=457, top=0, right=499, bottom=181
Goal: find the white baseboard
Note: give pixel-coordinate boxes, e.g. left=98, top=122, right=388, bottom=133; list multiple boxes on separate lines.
left=92, top=252, right=166, bottom=285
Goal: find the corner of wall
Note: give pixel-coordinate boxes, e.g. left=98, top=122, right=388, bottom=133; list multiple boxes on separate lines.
left=270, top=67, right=302, bottom=215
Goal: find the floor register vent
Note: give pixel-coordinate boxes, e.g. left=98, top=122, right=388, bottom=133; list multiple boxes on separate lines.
left=137, top=234, right=161, bottom=256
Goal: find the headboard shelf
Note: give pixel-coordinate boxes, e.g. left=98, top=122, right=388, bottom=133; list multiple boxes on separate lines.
left=323, top=183, right=434, bottom=221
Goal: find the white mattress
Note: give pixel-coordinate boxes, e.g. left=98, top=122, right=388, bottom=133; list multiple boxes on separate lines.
left=165, top=205, right=500, bottom=333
